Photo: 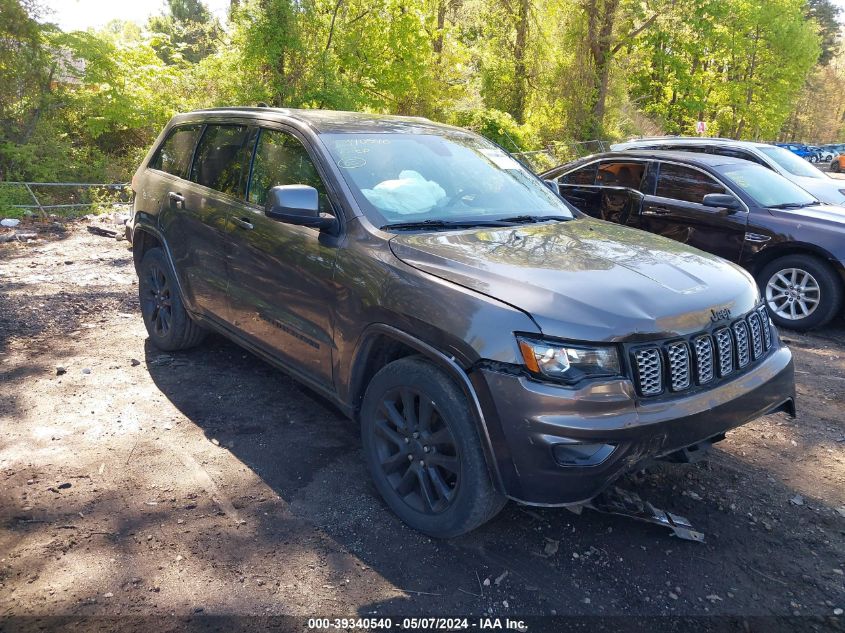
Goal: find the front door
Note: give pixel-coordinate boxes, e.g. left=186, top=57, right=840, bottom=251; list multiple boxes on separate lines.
left=634, top=161, right=747, bottom=263
left=225, top=126, right=341, bottom=388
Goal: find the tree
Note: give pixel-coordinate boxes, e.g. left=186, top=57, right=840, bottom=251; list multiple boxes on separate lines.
left=627, top=0, right=820, bottom=139
left=805, top=0, right=841, bottom=65
left=148, top=0, right=223, bottom=64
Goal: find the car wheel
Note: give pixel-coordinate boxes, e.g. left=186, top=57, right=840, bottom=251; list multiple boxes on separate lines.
left=832, top=160, right=841, bottom=173
left=138, top=247, right=206, bottom=351
left=360, top=356, right=506, bottom=537
left=758, top=255, right=843, bottom=331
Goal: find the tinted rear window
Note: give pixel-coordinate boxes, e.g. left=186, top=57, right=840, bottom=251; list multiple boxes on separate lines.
left=190, top=125, right=257, bottom=197
left=149, top=125, right=203, bottom=177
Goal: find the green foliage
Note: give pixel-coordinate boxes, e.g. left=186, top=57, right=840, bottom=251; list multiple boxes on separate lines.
left=148, top=0, right=223, bottom=64
left=449, top=108, right=538, bottom=152
left=628, top=0, right=820, bottom=140
left=0, top=0, right=838, bottom=188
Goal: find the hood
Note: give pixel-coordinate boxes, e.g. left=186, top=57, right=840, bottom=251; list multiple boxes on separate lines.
left=768, top=203, right=845, bottom=226
left=787, top=175, right=845, bottom=205
left=389, top=218, right=760, bottom=342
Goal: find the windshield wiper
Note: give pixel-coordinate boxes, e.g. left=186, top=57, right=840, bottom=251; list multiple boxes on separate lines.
left=768, top=202, right=815, bottom=209
left=497, top=215, right=570, bottom=224
left=380, top=219, right=513, bottom=231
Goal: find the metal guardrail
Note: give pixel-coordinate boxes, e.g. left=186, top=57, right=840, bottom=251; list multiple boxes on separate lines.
left=1, top=181, right=129, bottom=216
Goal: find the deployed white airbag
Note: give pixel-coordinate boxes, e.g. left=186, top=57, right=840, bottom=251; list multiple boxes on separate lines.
left=362, top=170, right=446, bottom=215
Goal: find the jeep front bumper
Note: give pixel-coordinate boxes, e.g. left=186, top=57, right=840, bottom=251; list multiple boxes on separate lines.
left=470, top=346, right=795, bottom=505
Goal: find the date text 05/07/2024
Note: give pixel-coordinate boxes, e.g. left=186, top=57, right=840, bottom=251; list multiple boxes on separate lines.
left=307, top=617, right=529, bottom=631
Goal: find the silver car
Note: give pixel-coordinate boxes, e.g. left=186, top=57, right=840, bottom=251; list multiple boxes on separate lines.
left=612, top=137, right=845, bottom=205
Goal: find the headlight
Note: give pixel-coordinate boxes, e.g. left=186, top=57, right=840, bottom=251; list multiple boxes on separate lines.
left=517, top=336, right=622, bottom=383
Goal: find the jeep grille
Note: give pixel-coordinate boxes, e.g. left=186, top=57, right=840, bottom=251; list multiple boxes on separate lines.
left=631, top=306, right=774, bottom=398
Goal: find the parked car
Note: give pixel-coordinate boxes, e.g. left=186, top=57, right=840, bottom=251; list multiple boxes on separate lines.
left=543, top=150, right=845, bottom=330
left=817, top=145, right=839, bottom=162
left=831, top=154, right=845, bottom=173
left=128, top=109, right=795, bottom=537
left=612, top=137, right=845, bottom=204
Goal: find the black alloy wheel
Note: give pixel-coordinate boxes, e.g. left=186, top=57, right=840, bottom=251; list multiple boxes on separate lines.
left=371, top=385, right=460, bottom=514
left=137, top=247, right=206, bottom=350
left=143, top=264, right=173, bottom=338
left=360, top=357, right=506, bottom=537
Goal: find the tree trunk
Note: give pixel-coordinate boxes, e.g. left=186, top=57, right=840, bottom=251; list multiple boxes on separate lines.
left=433, top=0, right=447, bottom=55
left=511, top=0, right=530, bottom=123
left=586, top=0, right=620, bottom=136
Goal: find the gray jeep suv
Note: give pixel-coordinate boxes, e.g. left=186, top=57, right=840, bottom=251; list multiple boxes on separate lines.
left=128, top=108, right=795, bottom=537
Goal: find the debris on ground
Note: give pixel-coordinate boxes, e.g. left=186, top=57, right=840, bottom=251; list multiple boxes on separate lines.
left=0, top=222, right=844, bottom=618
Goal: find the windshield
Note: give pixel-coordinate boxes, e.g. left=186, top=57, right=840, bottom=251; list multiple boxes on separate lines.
left=719, top=163, right=817, bottom=208
left=321, top=132, right=575, bottom=227
left=757, top=145, right=827, bottom=179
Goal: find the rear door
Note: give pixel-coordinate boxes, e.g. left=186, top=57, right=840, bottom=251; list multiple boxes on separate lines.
left=225, top=125, right=341, bottom=388
left=146, top=123, right=230, bottom=316
left=635, top=161, right=747, bottom=262
left=169, top=122, right=258, bottom=321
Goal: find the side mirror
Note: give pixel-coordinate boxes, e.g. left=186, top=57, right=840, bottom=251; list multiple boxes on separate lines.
left=265, top=185, right=336, bottom=230
left=544, top=179, right=559, bottom=192
left=702, top=193, right=740, bottom=214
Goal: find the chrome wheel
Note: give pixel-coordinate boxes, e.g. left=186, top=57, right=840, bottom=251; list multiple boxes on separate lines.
left=765, top=267, right=820, bottom=321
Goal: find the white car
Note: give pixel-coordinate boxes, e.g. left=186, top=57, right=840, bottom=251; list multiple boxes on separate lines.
left=612, top=137, right=845, bottom=205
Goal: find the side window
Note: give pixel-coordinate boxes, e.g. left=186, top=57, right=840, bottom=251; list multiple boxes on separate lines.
left=560, top=163, right=597, bottom=185
left=248, top=128, right=333, bottom=213
left=655, top=163, right=726, bottom=204
left=596, top=161, right=646, bottom=190
left=149, top=125, right=203, bottom=178
left=189, top=124, right=256, bottom=197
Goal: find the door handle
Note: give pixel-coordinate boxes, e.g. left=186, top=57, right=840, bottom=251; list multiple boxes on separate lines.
left=642, top=207, right=671, bottom=216
left=168, top=191, right=185, bottom=209
left=232, top=217, right=254, bottom=230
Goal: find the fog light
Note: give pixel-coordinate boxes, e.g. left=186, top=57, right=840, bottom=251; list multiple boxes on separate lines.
left=552, top=442, right=615, bottom=467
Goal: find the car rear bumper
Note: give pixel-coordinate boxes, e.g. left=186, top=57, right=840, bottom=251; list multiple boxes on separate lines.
left=472, top=346, right=795, bottom=506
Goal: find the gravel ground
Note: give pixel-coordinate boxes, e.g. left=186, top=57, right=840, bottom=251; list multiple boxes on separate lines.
left=1, top=220, right=844, bottom=627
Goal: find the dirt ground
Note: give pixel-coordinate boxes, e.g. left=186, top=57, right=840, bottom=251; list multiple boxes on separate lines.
left=1, top=219, right=844, bottom=627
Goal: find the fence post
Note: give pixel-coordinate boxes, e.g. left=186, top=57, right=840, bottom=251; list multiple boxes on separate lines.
left=23, top=183, right=47, bottom=220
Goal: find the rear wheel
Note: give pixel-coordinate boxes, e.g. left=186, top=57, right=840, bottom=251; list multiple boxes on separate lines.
left=831, top=159, right=841, bottom=173
left=360, top=357, right=506, bottom=537
left=758, top=254, right=843, bottom=331
left=138, top=247, right=206, bottom=350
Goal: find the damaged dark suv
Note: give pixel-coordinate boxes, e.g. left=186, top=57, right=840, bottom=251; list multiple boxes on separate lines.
left=128, top=108, right=795, bottom=537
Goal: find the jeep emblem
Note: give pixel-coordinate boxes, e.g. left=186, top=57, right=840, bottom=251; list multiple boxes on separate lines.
left=710, top=307, right=732, bottom=322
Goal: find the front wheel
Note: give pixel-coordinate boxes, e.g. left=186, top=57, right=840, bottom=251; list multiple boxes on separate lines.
left=758, top=255, right=843, bottom=331
left=360, top=357, right=506, bottom=538
left=832, top=160, right=841, bottom=173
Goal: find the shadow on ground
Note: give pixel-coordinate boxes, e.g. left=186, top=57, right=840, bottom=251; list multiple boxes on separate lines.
left=143, top=336, right=845, bottom=617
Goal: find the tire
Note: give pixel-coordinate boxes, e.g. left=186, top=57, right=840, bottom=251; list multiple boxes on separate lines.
left=138, top=247, right=206, bottom=351
left=757, top=254, right=843, bottom=331
left=360, top=357, right=506, bottom=537
left=831, top=160, right=841, bottom=173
